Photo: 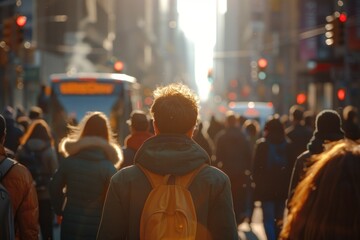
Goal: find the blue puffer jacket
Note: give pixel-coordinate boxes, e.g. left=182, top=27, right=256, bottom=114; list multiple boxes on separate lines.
left=49, top=137, right=121, bottom=240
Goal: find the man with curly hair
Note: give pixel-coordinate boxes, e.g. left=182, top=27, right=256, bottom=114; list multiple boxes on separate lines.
left=97, top=83, right=238, bottom=239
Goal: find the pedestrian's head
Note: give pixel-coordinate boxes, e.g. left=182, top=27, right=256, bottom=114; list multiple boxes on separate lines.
left=237, top=114, right=247, bottom=128
left=264, top=114, right=285, bottom=142
left=289, top=105, right=304, bottom=122
left=0, top=114, right=6, bottom=143
left=3, top=106, right=14, bottom=119
left=225, top=111, right=237, bottom=127
left=127, top=110, right=149, bottom=132
left=20, top=119, right=55, bottom=146
left=281, top=139, right=360, bottom=240
left=29, top=106, right=43, bottom=120
left=16, top=106, right=26, bottom=120
left=73, top=111, right=114, bottom=142
left=314, top=109, right=344, bottom=141
left=343, top=105, right=358, bottom=123
left=242, top=119, right=260, bottom=138
left=150, top=83, right=199, bottom=135
left=62, top=111, right=122, bottom=168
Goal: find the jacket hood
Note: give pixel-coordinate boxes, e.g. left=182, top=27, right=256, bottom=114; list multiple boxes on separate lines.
left=134, top=134, right=210, bottom=175
left=60, top=137, right=122, bottom=168
left=24, top=138, right=51, bottom=151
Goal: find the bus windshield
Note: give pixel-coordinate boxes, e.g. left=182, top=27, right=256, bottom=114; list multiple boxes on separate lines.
left=49, top=73, right=141, bottom=144
left=228, top=101, right=275, bottom=128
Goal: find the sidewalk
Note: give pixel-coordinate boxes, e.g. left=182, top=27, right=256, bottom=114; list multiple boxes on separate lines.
left=238, top=203, right=267, bottom=240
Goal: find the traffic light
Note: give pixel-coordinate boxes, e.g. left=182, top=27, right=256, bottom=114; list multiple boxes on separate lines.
left=325, top=13, right=347, bottom=46
left=337, top=88, right=346, bottom=101
left=257, top=58, right=268, bottom=80
left=336, top=13, right=346, bottom=46
left=296, top=93, right=307, bottom=105
left=113, top=60, right=124, bottom=72
left=1, top=15, right=26, bottom=51
left=15, top=15, right=26, bottom=51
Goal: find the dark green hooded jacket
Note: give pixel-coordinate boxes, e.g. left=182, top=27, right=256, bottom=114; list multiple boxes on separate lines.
left=49, top=137, right=120, bottom=240
left=97, top=134, right=238, bottom=240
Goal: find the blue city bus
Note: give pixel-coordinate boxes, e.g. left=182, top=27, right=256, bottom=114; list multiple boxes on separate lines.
left=49, top=72, right=141, bottom=144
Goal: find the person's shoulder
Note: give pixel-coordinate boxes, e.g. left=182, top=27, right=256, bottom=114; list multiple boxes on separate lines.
left=111, top=164, right=142, bottom=183
left=6, top=161, right=33, bottom=182
left=297, top=150, right=311, bottom=161
left=255, top=137, right=266, bottom=146
left=198, top=165, right=230, bottom=183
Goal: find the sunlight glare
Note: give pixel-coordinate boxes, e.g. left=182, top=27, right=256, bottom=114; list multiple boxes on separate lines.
left=177, top=0, right=216, bottom=101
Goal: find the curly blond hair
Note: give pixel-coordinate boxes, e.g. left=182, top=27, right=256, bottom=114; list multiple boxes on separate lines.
left=150, top=83, right=199, bottom=134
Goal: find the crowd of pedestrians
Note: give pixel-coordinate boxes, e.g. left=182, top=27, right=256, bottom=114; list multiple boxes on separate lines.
left=1, top=82, right=360, bottom=240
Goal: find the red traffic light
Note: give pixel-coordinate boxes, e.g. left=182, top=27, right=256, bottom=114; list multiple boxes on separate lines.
left=339, top=13, right=347, bottom=23
left=258, top=58, right=268, bottom=69
left=114, top=61, right=124, bottom=72
left=296, top=93, right=307, bottom=105
left=337, top=88, right=346, bottom=101
left=16, top=15, right=27, bottom=28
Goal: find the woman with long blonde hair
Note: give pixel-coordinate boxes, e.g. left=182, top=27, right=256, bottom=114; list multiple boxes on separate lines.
left=49, top=111, right=122, bottom=240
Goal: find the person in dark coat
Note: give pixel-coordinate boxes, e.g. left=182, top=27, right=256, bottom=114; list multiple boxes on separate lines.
left=288, top=109, right=345, bottom=201
left=206, top=114, right=224, bottom=142
left=342, top=105, right=360, bottom=141
left=97, top=83, right=238, bottom=240
left=29, top=106, right=43, bottom=121
left=242, top=119, right=261, bottom=222
left=121, top=110, right=154, bottom=169
left=49, top=111, right=122, bottom=240
left=215, top=111, right=252, bottom=225
left=285, top=105, right=312, bottom=159
left=193, top=121, right=213, bottom=157
left=253, top=116, right=296, bottom=240
left=16, top=119, right=58, bottom=240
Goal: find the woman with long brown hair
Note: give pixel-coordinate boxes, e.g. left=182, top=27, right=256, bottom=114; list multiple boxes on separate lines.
left=49, top=111, right=122, bottom=240
left=280, top=139, right=360, bottom=239
left=16, top=119, right=58, bottom=240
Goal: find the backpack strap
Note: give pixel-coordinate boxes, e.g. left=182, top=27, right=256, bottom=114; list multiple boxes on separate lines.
left=137, top=163, right=208, bottom=189
left=0, top=158, right=17, bottom=181
left=137, top=164, right=170, bottom=188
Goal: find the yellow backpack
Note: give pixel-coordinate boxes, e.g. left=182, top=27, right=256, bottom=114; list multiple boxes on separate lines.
left=138, top=164, right=206, bottom=240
